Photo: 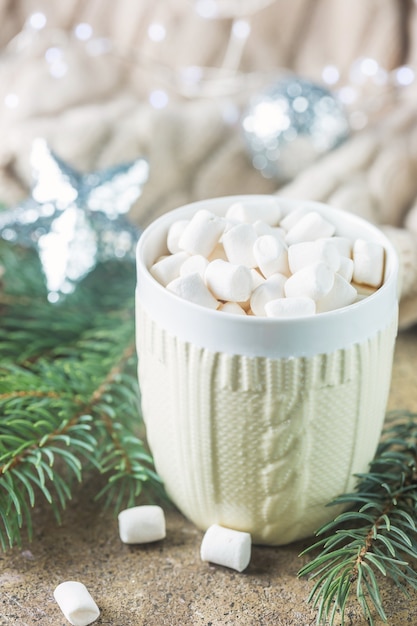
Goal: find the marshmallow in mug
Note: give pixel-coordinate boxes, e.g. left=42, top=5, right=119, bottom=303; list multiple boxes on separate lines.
left=150, top=201, right=386, bottom=317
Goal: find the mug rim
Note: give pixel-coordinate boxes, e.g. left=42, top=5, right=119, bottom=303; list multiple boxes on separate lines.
left=136, top=195, right=399, bottom=358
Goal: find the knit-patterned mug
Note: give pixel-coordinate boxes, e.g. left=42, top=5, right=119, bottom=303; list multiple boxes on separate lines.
left=135, top=195, right=399, bottom=545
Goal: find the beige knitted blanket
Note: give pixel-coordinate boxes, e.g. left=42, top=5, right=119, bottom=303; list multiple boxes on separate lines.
left=0, top=0, right=416, bottom=327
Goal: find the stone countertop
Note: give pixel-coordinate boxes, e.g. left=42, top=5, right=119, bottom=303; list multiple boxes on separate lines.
left=1, top=327, right=417, bottom=626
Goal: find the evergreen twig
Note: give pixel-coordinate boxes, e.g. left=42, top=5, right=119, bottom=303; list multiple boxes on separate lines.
left=0, top=241, right=163, bottom=549
left=298, top=411, right=417, bottom=625
left=2, top=239, right=417, bottom=626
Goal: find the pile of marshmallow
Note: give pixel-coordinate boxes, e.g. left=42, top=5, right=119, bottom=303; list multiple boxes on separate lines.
left=150, top=200, right=385, bottom=317
left=54, top=505, right=250, bottom=625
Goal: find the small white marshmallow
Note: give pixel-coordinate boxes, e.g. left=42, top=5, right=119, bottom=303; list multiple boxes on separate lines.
left=225, top=199, right=281, bottom=225
left=178, top=209, right=225, bottom=257
left=150, top=251, right=190, bottom=286
left=352, top=239, right=385, bottom=288
left=265, top=297, right=316, bottom=318
left=284, top=261, right=335, bottom=301
left=118, top=505, right=166, bottom=544
left=253, top=235, right=289, bottom=278
left=167, top=219, right=189, bottom=254
left=225, top=202, right=248, bottom=222
left=320, top=236, right=352, bottom=258
left=200, top=524, right=251, bottom=572
left=337, top=256, right=354, bottom=283
left=250, top=268, right=266, bottom=290
left=180, top=254, right=209, bottom=279
left=167, top=273, right=219, bottom=309
left=250, top=273, right=287, bottom=317
left=316, top=273, right=358, bottom=313
left=222, top=223, right=258, bottom=267
left=279, top=205, right=311, bottom=231
left=288, top=240, right=341, bottom=274
left=205, top=259, right=252, bottom=303
left=285, top=211, right=336, bottom=245
left=54, top=581, right=100, bottom=626
left=253, top=221, right=287, bottom=244
left=253, top=220, right=274, bottom=237
left=208, top=242, right=228, bottom=262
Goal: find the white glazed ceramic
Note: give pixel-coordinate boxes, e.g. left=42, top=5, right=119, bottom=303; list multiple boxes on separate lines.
left=136, top=195, right=399, bottom=545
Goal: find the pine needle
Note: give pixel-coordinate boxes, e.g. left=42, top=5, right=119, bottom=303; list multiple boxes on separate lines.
left=0, top=241, right=163, bottom=549
left=299, top=411, right=417, bottom=625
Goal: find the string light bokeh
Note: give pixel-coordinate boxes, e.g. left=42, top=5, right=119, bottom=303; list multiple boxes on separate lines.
left=3, top=2, right=415, bottom=115
left=1, top=0, right=416, bottom=187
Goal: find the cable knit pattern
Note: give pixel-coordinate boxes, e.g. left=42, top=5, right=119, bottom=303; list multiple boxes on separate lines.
left=137, top=304, right=398, bottom=544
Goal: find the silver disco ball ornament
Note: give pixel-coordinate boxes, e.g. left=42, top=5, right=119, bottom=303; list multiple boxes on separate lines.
left=241, top=76, right=350, bottom=181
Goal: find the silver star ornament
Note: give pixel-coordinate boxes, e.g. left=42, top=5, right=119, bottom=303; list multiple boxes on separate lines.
left=0, top=139, right=149, bottom=301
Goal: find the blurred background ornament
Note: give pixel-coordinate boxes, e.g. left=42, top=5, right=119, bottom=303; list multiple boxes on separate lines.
left=241, top=75, right=350, bottom=182
left=0, top=139, right=149, bottom=302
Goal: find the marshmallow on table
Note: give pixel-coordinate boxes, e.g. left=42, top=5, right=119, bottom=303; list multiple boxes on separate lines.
left=250, top=273, right=287, bottom=317
left=285, top=211, right=336, bottom=245
left=167, top=219, right=189, bottom=254
left=222, top=223, right=258, bottom=267
left=205, top=259, right=252, bottom=303
left=253, top=235, right=289, bottom=278
left=352, top=239, right=385, bottom=288
left=200, top=524, right=251, bottom=572
left=284, top=261, right=335, bottom=301
left=118, top=505, right=166, bottom=544
left=167, top=273, right=219, bottom=309
left=178, top=209, right=226, bottom=257
left=54, top=581, right=100, bottom=626
left=288, top=239, right=341, bottom=274
left=225, top=199, right=282, bottom=225
left=150, top=251, right=189, bottom=286
left=265, top=297, right=316, bottom=318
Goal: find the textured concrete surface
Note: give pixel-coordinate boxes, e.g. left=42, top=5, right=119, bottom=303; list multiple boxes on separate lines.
left=1, top=327, right=417, bottom=626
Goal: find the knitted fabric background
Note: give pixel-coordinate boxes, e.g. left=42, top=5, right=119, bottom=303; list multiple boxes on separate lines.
left=0, top=0, right=416, bottom=326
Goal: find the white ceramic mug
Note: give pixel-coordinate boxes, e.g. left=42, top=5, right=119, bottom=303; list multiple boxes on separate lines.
left=135, top=195, right=399, bottom=545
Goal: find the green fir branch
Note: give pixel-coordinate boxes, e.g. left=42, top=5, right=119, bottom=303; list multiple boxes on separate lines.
left=0, top=241, right=163, bottom=549
left=299, top=411, right=417, bottom=625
